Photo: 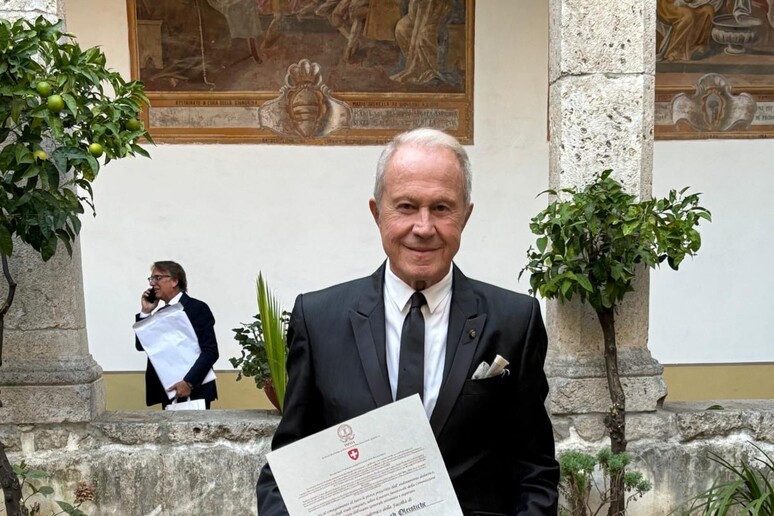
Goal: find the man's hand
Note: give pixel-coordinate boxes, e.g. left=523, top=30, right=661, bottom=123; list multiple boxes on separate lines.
left=141, top=288, right=159, bottom=314
left=167, top=380, right=193, bottom=399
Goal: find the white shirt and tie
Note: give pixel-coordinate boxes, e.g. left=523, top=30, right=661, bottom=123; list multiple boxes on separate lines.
left=139, top=291, right=183, bottom=318
left=383, top=262, right=453, bottom=418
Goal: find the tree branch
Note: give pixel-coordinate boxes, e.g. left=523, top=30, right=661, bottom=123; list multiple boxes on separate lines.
left=0, top=441, right=27, bottom=516
left=0, top=253, right=17, bottom=367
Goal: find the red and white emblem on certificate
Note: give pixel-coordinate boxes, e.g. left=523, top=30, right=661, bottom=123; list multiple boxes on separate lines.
left=347, top=448, right=359, bottom=461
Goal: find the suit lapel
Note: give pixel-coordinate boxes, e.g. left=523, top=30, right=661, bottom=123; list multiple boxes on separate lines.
left=430, top=266, right=486, bottom=437
left=349, top=264, right=393, bottom=407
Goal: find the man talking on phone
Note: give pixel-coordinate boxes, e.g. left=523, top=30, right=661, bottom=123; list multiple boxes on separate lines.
left=135, top=260, right=219, bottom=409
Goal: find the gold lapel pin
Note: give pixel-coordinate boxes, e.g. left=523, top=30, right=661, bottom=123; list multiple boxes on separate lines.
left=468, top=329, right=477, bottom=339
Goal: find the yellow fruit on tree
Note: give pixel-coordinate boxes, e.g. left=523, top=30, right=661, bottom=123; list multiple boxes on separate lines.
left=35, top=81, right=52, bottom=97
left=88, top=143, right=104, bottom=158
left=46, top=94, right=64, bottom=113
left=33, top=150, right=48, bottom=161
left=125, top=118, right=142, bottom=131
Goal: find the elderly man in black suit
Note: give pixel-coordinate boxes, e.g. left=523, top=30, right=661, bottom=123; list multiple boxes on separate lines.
left=256, top=128, right=558, bottom=515
left=135, top=260, right=219, bottom=409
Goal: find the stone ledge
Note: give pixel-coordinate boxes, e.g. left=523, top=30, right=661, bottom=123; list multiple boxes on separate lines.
left=1, top=402, right=772, bottom=515
left=0, top=358, right=103, bottom=385
left=1, top=409, right=281, bottom=452
left=552, top=399, right=774, bottom=443
left=548, top=375, right=667, bottom=413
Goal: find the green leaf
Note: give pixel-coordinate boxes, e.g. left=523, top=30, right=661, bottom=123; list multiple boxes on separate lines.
left=56, top=501, right=75, bottom=512
left=0, top=224, right=13, bottom=256
left=536, top=236, right=547, bottom=254
left=38, top=485, right=54, bottom=495
left=575, top=273, right=593, bottom=293
left=40, top=236, right=57, bottom=261
left=24, top=469, right=49, bottom=479
left=49, top=150, right=68, bottom=176
left=622, top=221, right=638, bottom=236
left=62, top=92, right=78, bottom=116
left=257, top=273, right=287, bottom=412
left=131, top=143, right=150, bottom=158
left=56, top=229, right=73, bottom=255
left=15, top=145, right=33, bottom=164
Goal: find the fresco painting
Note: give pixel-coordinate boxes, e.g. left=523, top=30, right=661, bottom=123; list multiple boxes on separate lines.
left=128, top=0, right=474, bottom=144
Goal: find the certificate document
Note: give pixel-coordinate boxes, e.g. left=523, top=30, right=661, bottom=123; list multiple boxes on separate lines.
left=267, top=395, right=463, bottom=516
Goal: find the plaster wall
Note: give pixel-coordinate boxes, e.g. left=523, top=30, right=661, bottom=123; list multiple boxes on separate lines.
left=62, top=0, right=774, bottom=375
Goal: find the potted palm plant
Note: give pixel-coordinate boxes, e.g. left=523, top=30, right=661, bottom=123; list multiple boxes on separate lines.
left=230, top=273, right=288, bottom=412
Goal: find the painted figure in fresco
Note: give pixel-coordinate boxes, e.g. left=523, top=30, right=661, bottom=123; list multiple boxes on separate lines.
left=390, top=0, right=459, bottom=85
left=657, top=0, right=725, bottom=61
left=657, top=0, right=774, bottom=61
left=257, top=0, right=321, bottom=49
left=207, top=0, right=264, bottom=63
left=312, top=0, right=372, bottom=62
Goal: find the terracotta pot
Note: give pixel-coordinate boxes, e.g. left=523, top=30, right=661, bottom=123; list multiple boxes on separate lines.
left=263, top=380, right=282, bottom=413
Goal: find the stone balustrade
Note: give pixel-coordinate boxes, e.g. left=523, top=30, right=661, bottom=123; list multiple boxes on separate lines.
left=2, top=401, right=773, bottom=515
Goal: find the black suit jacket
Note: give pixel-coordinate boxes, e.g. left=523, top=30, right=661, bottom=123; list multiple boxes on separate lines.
left=256, top=264, right=558, bottom=516
left=134, top=293, right=219, bottom=406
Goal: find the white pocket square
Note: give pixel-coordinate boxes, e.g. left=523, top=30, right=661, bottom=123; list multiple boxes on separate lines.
left=471, top=354, right=510, bottom=379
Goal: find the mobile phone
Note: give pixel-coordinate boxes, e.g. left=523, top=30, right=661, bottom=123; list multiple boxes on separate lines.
left=146, top=289, right=157, bottom=303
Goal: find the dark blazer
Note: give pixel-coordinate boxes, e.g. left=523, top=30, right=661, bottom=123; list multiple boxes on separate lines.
left=256, top=264, right=558, bottom=516
left=134, top=293, right=219, bottom=407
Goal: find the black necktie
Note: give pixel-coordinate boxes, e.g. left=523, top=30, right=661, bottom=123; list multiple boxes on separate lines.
left=396, top=291, right=427, bottom=401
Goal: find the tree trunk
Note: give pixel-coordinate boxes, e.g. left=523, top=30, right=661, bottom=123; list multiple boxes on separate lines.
left=0, top=253, right=18, bottom=366
left=0, top=441, right=26, bottom=516
left=0, top=254, right=24, bottom=515
left=597, top=307, right=626, bottom=516
left=568, top=477, right=589, bottom=516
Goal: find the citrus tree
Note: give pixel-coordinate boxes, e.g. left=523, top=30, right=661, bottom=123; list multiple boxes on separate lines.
left=520, top=170, right=710, bottom=516
left=0, top=16, right=151, bottom=516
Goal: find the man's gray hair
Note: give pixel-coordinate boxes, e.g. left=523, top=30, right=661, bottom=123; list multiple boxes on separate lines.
left=374, top=128, right=472, bottom=205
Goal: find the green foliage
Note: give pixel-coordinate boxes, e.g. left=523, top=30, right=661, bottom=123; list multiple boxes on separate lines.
left=559, top=449, right=652, bottom=516
left=0, top=16, right=151, bottom=261
left=520, top=170, right=710, bottom=311
left=230, top=313, right=290, bottom=391
left=560, top=451, right=596, bottom=516
left=256, top=273, right=288, bottom=412
left=10, top=461, right=94, bottom=515
left=679, top=443, right=774, bottom=515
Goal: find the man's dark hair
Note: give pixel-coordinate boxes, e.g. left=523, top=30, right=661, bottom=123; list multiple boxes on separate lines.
left=152, top=260, right=188, bottom=292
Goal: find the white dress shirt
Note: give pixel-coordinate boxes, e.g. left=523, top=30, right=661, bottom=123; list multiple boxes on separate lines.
left=384, top=262, right=453, bottom=418
left=140, top=291, right=183, bottom=318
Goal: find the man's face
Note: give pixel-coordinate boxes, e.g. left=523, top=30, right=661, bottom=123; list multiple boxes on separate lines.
left=370, top=144, right=473, bottom=291
left=149, top=267, right=180, bottom=303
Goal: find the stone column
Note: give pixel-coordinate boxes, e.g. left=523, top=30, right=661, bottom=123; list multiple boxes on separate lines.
left=546, top=0, right=667, bottom=414
left=0, top=0, right=105, bottom=424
